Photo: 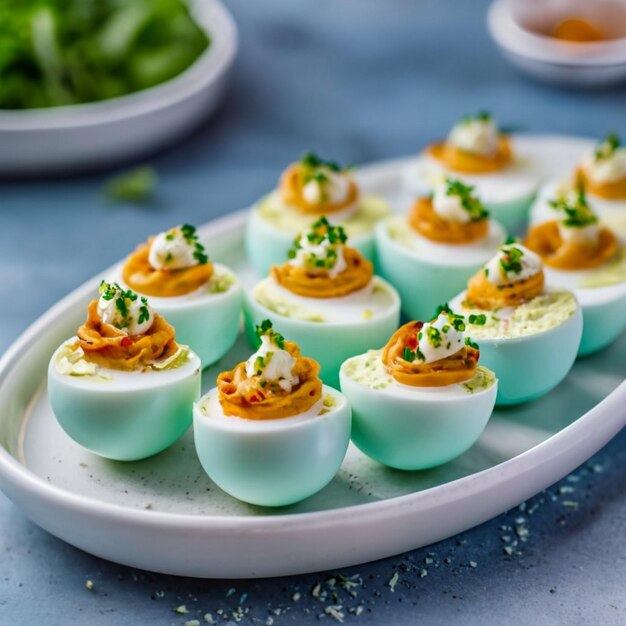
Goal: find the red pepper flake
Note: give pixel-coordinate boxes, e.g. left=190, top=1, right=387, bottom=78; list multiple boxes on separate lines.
left=405, top=333, right=418, bottom=350
left=121, top=337, right=133, bottom=347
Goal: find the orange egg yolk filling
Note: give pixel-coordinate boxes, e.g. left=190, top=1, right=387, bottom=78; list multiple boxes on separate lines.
left=279, top=163, right=359, bottom=215
left=217, top=341, right=322, bottom=419
left=576, top=167, right=626, bottom=201
left=465, top=267, right=545, bottom=311
left=76, top=300, right=179, bottom=371
left=271, top=246, right=373, bottom=298
left=382, top=321, right=479, bottom=387
left=428, top=135, right=513, bottom=174
left=524, top=220, right=618, bottom=270
left=408, top=196, right=488, bottom=244
left=122, top=239, right=214, bottom=298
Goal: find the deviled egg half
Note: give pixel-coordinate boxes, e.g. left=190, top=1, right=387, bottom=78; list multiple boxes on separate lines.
left=531, top=134, right=626, bottom=233
left=377, top=178, right=506, bottom=320
left=449, top=243, right=582, bottom=405
left=340, top=310, right=497, bottom=470
left=193, top=320, right=351, bottom=506
left=245, top=152, right=390, bottom=275
left=576, top=132, right=626, bottom=211
left=111, top=224, right=242, bottom=368
left=48, top=282, right=201, bottom=461
left=244, top=217, right=401, bottom=387
left=525, top=189, right=626, bottom=355
left=411, top=112, right=541, bottom=233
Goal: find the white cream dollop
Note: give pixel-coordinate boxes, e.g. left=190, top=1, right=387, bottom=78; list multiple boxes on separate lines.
left=97, top=286, right=154, bottom=336
left=301, top=168, right=351, bottom=205
left=245, top=335, right=299, bottom=393
left=448, top=118, right=499, bottom=156
left=484, top=244, right=542, bottom=286
left=289, top=234, right=348, bottom=278
left=432, top=184, right=471, bottom=224
left=417, top=313, right=465, bottom=364
left=549, top=189, right=601, bottom=247
left=582, top=148, right=626, bottom=186
left=558, top=222, right=600, bottom=247
left=148, top=226, right=203, bottom=270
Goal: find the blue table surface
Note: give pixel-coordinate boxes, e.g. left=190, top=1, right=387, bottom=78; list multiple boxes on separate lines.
left=1, top=1, right=625, bottom=624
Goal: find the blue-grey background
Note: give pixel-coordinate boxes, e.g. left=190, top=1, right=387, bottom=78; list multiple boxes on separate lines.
left=1, top=1, right=625, bottom=624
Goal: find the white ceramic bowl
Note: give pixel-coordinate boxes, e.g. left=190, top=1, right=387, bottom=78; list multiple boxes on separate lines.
left=0, top=0, right=237, bottom=175
left=488, top=0, right=626, bottom=87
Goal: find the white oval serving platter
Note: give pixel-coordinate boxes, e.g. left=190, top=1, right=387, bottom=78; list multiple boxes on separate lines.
left=0, top=136, right=625, bottom=578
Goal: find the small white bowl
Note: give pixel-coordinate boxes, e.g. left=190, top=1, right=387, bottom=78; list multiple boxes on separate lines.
left=488, top=0, right=626, bottom=87
left=0, top=0, right=237, bottom=175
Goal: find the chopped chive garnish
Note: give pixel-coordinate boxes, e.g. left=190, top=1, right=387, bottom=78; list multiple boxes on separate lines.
left=300, top=152, right=342, bottom=173
left=465, top=337, right=479, bottom=350
left=459, top=111, right=492, bottom=125
left=443, top=178, right=489, bottom=222
left=255, top=319, right=285, bottom=350
left=548, top=188, right=598, bottom=229
left=594, top=132, right=620, bottom=160
left=499, top=245, right=524, bottom=275
left=287, top=216, right=347, bottom=270
left=468, top=314, right=487, bottom=326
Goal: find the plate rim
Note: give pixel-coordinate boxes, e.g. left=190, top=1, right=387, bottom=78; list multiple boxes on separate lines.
left=0, top=135, right=625, bottom=558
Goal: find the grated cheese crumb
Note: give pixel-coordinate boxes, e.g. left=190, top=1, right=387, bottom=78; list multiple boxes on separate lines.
left=324, top=605, right=345, bottom=622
